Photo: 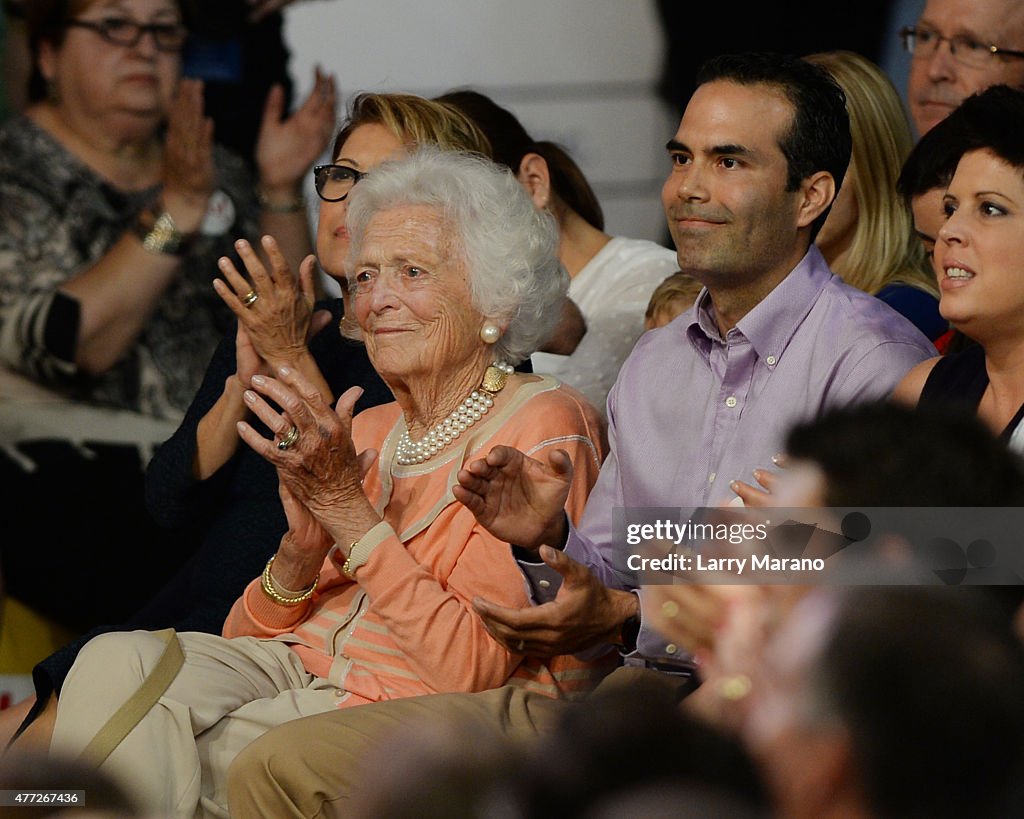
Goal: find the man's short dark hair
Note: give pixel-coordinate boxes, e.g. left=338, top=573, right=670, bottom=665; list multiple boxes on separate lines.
left=696, top=51, right=851, bottom=239
left=785, top=401, right=1024, bottom=507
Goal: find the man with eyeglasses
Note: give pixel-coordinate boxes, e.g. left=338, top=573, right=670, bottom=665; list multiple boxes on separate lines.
left=902, top=0, right=1024, bottom=136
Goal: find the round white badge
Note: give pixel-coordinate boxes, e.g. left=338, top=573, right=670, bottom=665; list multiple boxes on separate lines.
left=199, top=189, right=236, bottom=236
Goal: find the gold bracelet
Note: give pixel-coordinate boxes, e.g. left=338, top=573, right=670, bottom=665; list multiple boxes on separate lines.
left=261, top=555, right=319, bottom=606
left=258, top=189, right=306, bottom=214
left=134, top=205, right=191, bottom=256
left=341, top=541, right=360, bottom=578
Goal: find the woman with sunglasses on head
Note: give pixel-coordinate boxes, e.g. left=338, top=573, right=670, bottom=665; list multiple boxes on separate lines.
left=1, top=91, right=507, bottom=755
left=0, top=0, right=334, bottom=662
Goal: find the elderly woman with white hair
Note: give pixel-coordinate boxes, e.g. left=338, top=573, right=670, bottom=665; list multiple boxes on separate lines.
left=37, top=147, right=611, bottom=818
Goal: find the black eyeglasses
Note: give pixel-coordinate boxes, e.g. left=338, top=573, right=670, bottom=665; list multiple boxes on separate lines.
left=313, top=164, right=366, bottom=202
left=899, top=25, right=1024, bottom=69
left=66, top=17, right=188, bottom=52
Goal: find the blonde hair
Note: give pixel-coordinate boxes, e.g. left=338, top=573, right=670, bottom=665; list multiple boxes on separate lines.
left=804, top=51, right=938, bottom=298
left=331, top=93, right=494, bottom=340
left=331, top=92, right=492, bottom=160
left=644, top=271, right=702, bottom=328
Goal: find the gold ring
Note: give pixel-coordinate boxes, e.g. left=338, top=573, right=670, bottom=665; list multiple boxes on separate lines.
left=719, top=673, right=752, bottom=701
left=277, top=425, right=300, bottom=451
left=242, top=290, right=259, bottom=308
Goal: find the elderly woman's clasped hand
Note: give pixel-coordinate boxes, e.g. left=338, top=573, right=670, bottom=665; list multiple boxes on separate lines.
left=238, top=366, right=382, bottom=573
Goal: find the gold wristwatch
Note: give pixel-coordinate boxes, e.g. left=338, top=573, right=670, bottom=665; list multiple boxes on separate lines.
left=134, top=205, right=191, bottom=256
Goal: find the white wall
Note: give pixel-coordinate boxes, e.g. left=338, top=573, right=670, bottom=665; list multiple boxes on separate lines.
left=284, top=0, right=677, bottom=245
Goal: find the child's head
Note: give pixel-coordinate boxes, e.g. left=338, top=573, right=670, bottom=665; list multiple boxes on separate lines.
left=644, top=271, right=702, bottom=330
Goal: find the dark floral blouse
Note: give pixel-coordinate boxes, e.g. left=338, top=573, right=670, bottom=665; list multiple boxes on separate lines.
left=0, top=115, right=261, bottom=420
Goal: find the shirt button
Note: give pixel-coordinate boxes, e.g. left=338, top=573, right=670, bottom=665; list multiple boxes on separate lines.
left=538, top=579, right=551, bottom=589
left=335, top=690, right=344, bottom=697
left=665, top=643, right=678, bottom=655
left=708, top=472, right=716, bottom=483
left=725, top=396, right=738, bottom=408
left=766, top=355, right=777, bottom=366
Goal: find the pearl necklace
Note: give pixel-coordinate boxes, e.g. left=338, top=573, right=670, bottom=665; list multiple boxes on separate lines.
left=395, top=362, right=514, bottom=466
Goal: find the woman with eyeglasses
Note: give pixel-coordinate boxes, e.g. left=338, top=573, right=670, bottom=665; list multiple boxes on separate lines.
left=0, top=0, right=334, bottom=639
left=1, top=91, right=515, bottom=756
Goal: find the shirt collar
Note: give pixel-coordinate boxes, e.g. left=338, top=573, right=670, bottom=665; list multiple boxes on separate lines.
left=686, top=245, right=833, bottom=362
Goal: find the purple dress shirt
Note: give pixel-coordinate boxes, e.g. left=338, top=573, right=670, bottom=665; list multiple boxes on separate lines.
left=524, top=246, right=936, bottom=669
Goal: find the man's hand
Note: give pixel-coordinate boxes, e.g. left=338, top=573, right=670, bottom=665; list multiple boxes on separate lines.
left=472, top=546, right=638, bottom=657
left=454, top=446, right=572, bottom=551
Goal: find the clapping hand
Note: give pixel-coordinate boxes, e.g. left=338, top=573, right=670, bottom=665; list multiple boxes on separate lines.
left=645, top=583, right=802, bottom=732
left=237, top=369, right=381, bottom=543
left=729, top=455, right=787, bottom=508
left=454, top=446, right=574, bottom=552
left=255, top=66, right=337, bottom=198
left=162, top=77, right=216, bottom=229
left=214, top=235, right=331, bottom=372
left=279, top=480, right=334, bottom=562
left=473, top=546, right=638, bottom=657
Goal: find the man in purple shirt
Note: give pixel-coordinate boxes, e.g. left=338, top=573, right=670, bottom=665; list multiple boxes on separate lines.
left=455, top=52, right=935, bottom=673
left=224, top=52, right=935, bottom=815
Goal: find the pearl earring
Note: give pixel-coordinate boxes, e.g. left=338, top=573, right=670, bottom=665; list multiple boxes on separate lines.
left=480, top=324, right=501, bottom=344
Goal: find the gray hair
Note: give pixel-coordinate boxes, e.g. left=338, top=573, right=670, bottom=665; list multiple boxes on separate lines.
left=344, top=146, right=566, bottom=364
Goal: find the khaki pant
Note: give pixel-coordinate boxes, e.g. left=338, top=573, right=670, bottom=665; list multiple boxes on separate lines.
left=227, top=666, right=686, bottom=818
left=50, top=630, right=342, bottom=818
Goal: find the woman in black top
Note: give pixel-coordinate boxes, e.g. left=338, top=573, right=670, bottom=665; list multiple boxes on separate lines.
left=893, top=85, right=1024, bottom=451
